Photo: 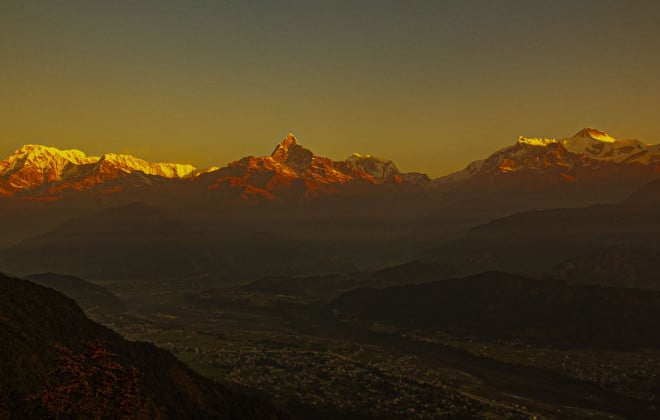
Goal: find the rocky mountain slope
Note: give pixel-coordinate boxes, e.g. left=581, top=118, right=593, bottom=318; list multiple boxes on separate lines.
left=438, top=128, right=660, bottom=184
left=0, top=144, right=198, bottom=197
left=0, top=272, right=283, bottom=418
left=0, top=134, right=428, bottom=202
left=2, top=129, right=658, bottom=202
left=196, top=134, right=430, bottom=202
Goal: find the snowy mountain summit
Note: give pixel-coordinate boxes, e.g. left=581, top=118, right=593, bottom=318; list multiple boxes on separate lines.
left=517, top=128, right=660, bottom=165
left=439, top=128, right=660, bottom=184
left=0, top=144, right=197, bottom=196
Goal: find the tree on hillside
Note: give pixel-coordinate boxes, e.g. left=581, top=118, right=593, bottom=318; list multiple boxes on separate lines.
left=34, top=340, right=154, bottom=419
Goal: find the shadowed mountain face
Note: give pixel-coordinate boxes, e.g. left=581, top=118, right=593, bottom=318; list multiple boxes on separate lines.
left=424, top=176, right=660, bottom=277
left=0, top=272, right=283, bottom=418
left=245, top=261, right=449, bottom=299
left=0, top=203, right=199, bottom=284
left=552, top=247, right=660, bottom=290
left=331, top=271, right=660, bottom=349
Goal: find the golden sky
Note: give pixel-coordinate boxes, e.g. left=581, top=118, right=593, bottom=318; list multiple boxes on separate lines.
left=2, top=1, right=660, bottom=177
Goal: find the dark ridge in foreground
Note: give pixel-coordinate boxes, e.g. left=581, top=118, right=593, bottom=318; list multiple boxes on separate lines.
left=25, top=272, right=127, bottom=316
left=0, top=272, right=283, bottom=419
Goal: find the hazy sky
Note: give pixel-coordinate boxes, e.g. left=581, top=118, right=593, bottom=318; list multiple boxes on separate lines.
left=2, top=0, right=660, bottom=176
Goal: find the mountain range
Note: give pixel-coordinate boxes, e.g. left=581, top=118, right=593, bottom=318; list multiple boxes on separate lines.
left=2, top=128, right=660, bottom=282
left=440, top=128, right=660, bottom=186
left=0, top=134, right=430, bottom=201
left=0, top=144, right=201, bottom=198
left=417, top=128, right=660, bottom=241
left=4, top=129, right=660, bottom=418
left=2, top=128, right=659, bottom=202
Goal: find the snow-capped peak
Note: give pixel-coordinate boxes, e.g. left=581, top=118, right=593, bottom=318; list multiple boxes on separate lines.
left=99, top=153, right=196, bottom=178
left=12, top=144, right=96, bottom=165
left=572, top=128, right=617, bottom=143
left=271, top=133, right=299, bottom=156
left=513, top=129, right=659, bottom=164
left=0, top=144, right=98, bottom=179
left=559, top=129, right=658, bottom=163
left=0, top=144, right=202, bottom=195
left=269, top=133, right=313, bottom=171
left=440, top=128, right=660, bottom=184
left=516, top=129, right=617, bottom=148
left=517, top=136, right=558, bottom=147
left=346, top=153, right=400, bottom=180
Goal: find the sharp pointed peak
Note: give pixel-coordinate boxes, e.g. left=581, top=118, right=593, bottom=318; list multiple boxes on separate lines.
left=269, top=133, right=314, bottom=169
left=271, top=133, right=303, bottom=157
left=279, top=133, right=298, bottom=147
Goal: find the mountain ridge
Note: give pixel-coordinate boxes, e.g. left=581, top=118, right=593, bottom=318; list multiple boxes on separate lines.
left=0, top=134, right=429, bottom=200
left=437, top=128, right=660, bottom=185
left=2, top=129, right=659, bottom=201
left=0, top=144, right=198, bottom=197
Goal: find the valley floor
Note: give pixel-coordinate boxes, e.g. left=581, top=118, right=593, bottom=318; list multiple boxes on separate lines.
left=96, top=288, right=658, bottom=419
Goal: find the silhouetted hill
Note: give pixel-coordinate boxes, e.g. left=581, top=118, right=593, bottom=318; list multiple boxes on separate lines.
left=332, top=271, right=660, bottom=349
left=0, top=203, right=196, bottom=283
left=25, top=272, right=127, bottom=316
left=0, top=272, right=283, bottom=418
left=0, top=202, right=353, bottom=288
left=424, top=175, right=660, bottom=276
left=553, top=247, right=660, bottom=290
left=245, top=261, right=448, bottom=299
left=623, top=177, right=660, bottom=209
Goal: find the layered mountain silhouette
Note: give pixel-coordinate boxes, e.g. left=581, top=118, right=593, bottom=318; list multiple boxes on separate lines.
left=425, top=177, right=660, bottom=279
left=4, top=130, right=660, bottom=419
left=0, top=202, right=355, bottom=286
left=552, top=246, right=660, bottom=290
left=2, top=129, right=660, bottom=279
